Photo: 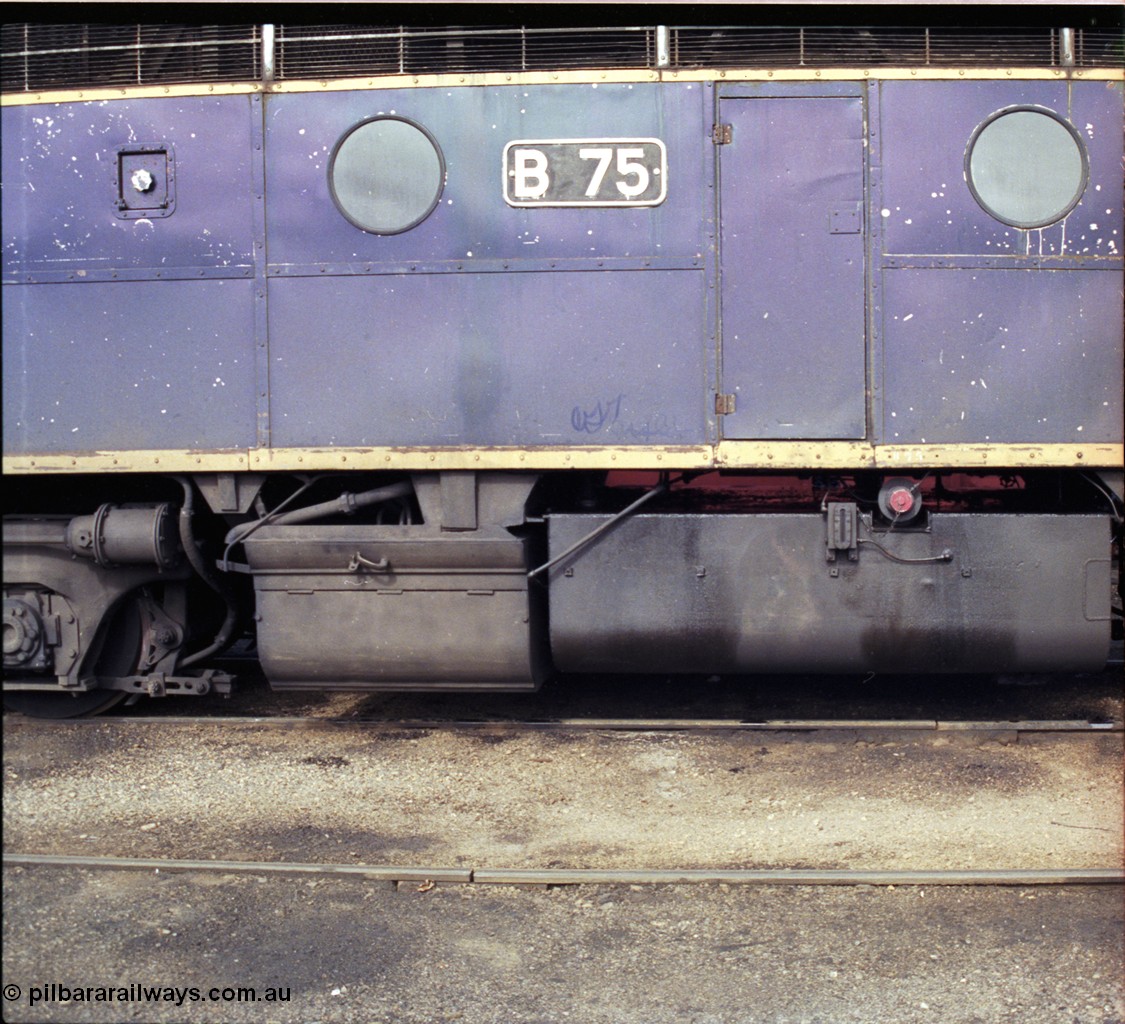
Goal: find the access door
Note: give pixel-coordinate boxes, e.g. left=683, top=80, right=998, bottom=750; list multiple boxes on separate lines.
left=719, top=96, right=866, bottom=439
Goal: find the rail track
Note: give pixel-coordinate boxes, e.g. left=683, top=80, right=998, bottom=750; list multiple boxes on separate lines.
left=3, top=853, right=1121, bottom=889
left=4, top=713, right=1121, bottom=735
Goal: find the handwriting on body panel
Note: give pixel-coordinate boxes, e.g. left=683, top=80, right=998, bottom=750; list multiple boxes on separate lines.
left=571, top=394, right=624, bottom=434
left=570, top=395, right=684, bottom=442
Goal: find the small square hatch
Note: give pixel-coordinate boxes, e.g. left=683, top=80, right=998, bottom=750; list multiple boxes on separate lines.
left=116, top=146, right=175, bottom=218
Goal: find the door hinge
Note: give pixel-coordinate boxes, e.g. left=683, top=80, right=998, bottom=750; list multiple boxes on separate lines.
left=715, top=393, right=736, bottom=415
left=712, top=123, right=733, bottom=145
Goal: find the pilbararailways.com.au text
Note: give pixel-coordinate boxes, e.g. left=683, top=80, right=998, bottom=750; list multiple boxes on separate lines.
left=7, top=983, right=291, bottom=1008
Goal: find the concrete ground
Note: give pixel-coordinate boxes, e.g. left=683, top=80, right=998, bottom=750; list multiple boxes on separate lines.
left=2, top=723, right=1120, bottom=871
left=3, top=671, right=1122, bottom=1023
left=2, top=868, right=1122, bottom=1024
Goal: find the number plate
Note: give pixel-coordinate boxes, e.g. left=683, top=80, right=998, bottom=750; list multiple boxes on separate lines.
left=504, top=138, right=667, bottom=207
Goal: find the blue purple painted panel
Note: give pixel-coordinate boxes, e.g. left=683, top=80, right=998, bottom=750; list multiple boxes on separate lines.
left=2, top=280, right=257, bottom=452
left=263, top=82, right=709, bottom=267
left=881, top=269, right=1123, bottom=444
left=878, top=80, right=1123, bottom=259
left=719, top=95, right=866, bottom=439
left=266, top=269, right=707, bottom=448
left=1, top=96, right=257, bottom=273
left=2, top=95, right=261, bottom=455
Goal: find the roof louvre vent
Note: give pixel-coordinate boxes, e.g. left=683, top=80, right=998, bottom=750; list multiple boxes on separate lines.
left=3, top=24, right=1121, bottom=94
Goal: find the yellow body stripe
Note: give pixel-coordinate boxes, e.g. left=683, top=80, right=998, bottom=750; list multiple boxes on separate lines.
left=5, top=443, right=1121, bottom=475
left=3, top=66, right=1120, bottom=106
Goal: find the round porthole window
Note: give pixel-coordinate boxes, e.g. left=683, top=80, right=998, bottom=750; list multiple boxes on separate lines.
left=328, top=116, right=445, bottom=234
left=965, top=106, right=1088, bottom=229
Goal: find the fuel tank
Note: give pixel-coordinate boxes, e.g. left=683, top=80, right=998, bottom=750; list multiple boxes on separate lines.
left=547, top=512, right=1111, bottom=674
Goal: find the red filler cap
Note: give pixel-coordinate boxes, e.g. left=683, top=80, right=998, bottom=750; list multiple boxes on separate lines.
left=888, top=487, right=915, bottom=515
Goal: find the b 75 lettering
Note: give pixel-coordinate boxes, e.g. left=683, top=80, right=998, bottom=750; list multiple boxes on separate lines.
left=505, top=139, right=666, bottom=206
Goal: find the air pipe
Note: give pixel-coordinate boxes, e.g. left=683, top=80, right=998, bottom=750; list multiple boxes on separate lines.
left=172, top=476, right=241, bottom=668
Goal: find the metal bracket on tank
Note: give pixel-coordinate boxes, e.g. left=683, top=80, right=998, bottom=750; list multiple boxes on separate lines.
left=825, top=502, right=858, bottom=565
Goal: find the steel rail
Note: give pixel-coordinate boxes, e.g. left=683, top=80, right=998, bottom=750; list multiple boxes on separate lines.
left=4, top=715, right=1121, bottom=733
left=3, top=853, right=1120, bottom=888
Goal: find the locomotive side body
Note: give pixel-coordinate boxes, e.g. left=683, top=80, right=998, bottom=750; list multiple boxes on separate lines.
left=3, top=24, right=1122, bottom=713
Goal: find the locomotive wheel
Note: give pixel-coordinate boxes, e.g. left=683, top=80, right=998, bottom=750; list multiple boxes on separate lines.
left=2, top=598, right=142, bottom=718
